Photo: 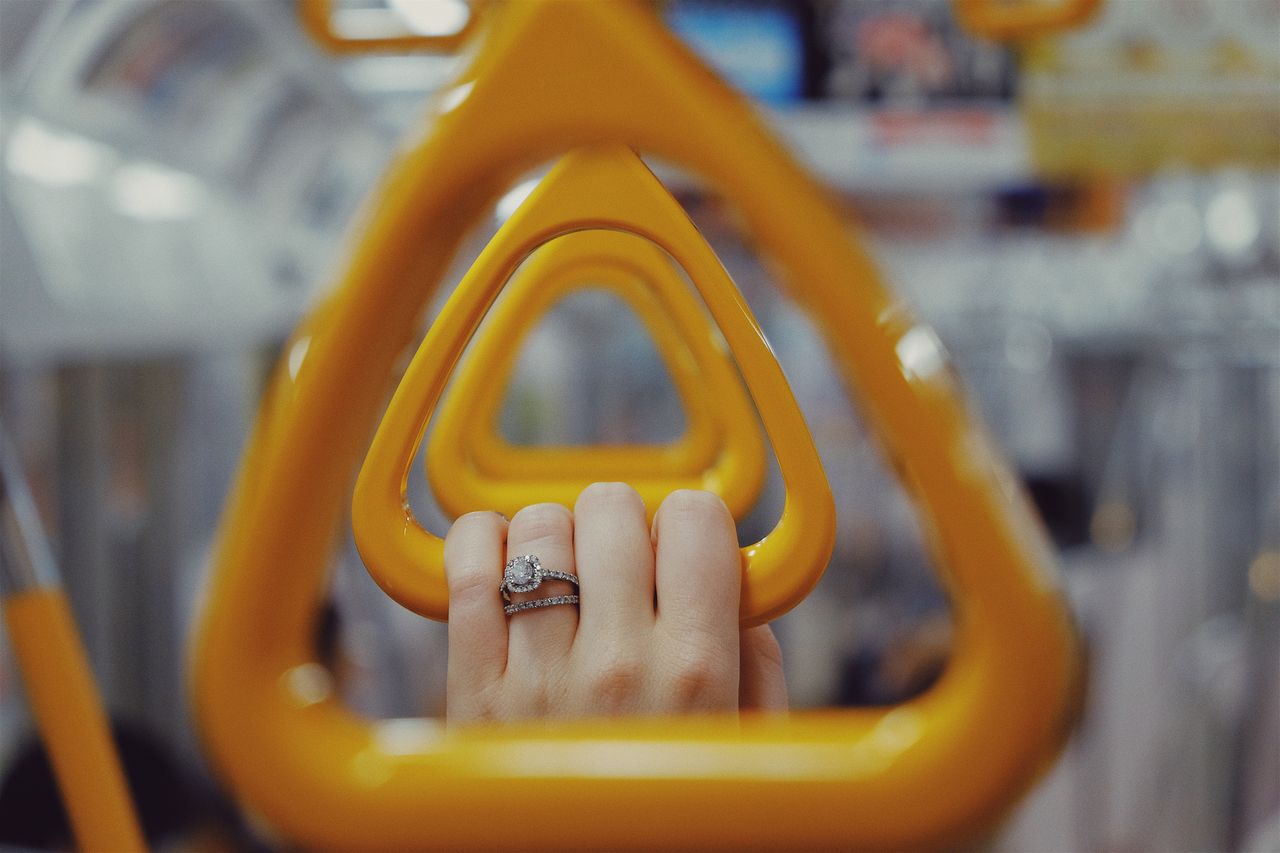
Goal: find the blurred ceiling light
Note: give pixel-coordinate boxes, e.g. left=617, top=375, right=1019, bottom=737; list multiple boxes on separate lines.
left=333, top=1, right=468, bottom=40
left=494, top=177, right=541, bottom=223
left=1205, top=187, right=1261, bottom=255
left=5, top=119, right=110, bottom=187
left=110, top=161, right=206, bottom=221
left=342, top=55, right=456, bottom=92
left=333, top=8, right=402, bottom=38
left=387, top=0, right=469, bottom=36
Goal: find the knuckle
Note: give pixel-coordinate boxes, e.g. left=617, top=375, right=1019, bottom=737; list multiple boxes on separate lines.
left=659, top=489, right=729, bottom=526
left=588, top=657, right=646, bottom=710
left=509, top=503, right=572, bottom=543
left=663, top=644, right=732, bottom=706
left=446, top=565, right=499, bottom=607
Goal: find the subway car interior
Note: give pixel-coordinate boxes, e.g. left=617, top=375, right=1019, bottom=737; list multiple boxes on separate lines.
left=0, top=0, right=1277, bottom=850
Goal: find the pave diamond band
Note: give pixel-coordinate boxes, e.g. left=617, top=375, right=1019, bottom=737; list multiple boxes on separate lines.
left=503, top=594, right=580, bottom=616
left=499, top=554, right=580, bottom=603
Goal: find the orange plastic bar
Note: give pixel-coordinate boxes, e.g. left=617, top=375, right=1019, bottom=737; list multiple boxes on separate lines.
left=194, top=2, right=1082, bottom=849
left=953, top=0, right=1102, bottom=40
left=3, top=590, right=145, bottom=852
left=355, top=147, right=832, bottom=622
left=428, top=229, right=766, bottom=518
left=298, top=0, right=484, bottom=54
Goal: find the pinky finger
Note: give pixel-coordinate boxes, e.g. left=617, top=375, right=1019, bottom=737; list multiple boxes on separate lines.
left=739, top=625, right=788, bottom=713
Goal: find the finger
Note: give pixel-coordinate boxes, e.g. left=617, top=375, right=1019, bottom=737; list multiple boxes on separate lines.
left=573, top=482, right=655, bottom=643
left=740, top=625, right=788, bottom=712
left=652, top=490, right=740, bottom=651
left=444, top=511, right=509, bottom=691
left=505, top=503, right=578, bottom=670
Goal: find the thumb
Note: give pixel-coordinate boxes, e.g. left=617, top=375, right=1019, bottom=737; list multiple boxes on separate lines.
left=739, top=624, right=788, bottom=712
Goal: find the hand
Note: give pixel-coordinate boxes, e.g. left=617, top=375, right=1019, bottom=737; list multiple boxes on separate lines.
left=443, top=483, right=788, bottom=725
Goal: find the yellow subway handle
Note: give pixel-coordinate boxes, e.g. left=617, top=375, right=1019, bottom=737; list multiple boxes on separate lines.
left=953, top=0, right=1102, bottom=40
left=0, top=430, right=145, bottom=853
left=195, top=3, right=1080, bottom=848
left=354, top=146, right=836, bottom=625
left=2, top=591, right=145, bottom=853
left=427, top=228, right=767, bottom=520
left=436, top=229, right=754, bottom=482
left=298, top=0, right=486, bottom=54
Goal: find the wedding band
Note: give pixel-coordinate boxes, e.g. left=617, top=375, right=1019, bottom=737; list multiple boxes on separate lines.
left=499, top=554, right=579, bottom=603
left=504, top=594, right=580, bottom=616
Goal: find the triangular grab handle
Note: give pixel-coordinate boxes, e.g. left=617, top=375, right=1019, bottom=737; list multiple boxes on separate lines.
left=353, top=146, right=836, bottom=625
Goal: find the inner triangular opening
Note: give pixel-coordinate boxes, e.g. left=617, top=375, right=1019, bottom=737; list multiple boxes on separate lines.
left=497, top=288, right=686, bottom=446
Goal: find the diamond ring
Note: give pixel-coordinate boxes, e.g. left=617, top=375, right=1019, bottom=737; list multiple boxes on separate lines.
left=499, top=554, right=580, bottom=604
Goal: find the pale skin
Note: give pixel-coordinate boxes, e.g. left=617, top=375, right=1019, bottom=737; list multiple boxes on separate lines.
left=444, top=482, right=788, bottom=724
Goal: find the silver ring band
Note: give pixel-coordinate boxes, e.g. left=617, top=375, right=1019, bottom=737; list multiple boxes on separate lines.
left=504, top=594, right=580, bottom=616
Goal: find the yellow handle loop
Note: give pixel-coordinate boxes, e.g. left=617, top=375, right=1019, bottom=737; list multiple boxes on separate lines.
left=194, top=3, right=1081, bottom=848
left=426, top=228, right=767, bottom=520
left=354, top=146, right=836, bottom=625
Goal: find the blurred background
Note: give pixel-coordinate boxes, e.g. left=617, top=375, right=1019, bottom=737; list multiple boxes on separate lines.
left=0, top=0, right=1277, bottom=850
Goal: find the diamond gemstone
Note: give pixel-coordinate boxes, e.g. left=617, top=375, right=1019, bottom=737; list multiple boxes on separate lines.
left=509, top=556, right=535, bottom=584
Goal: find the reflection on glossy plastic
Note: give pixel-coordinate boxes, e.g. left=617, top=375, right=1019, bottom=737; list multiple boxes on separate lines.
left=355, top=146, right=835, bottom=623
left=196, top=3, right=1082, bottom=849
left=298, top=0, right=484, bottom=53
left=427, top=228, right=767, bottom=521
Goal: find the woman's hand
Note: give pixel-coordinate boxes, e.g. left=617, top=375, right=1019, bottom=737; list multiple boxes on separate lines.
left=444, top=482, right=788, bottom=725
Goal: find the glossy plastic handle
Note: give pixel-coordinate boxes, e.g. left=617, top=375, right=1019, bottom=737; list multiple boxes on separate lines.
left=953, top=0, right=1102, bottom=40
left=426, top=228, right=767, bottom=520
left=354, top=146, right=835, bottom=623
left=194, top=3, right=1081, bottom=849
left=1, top=592, right=146, bottom=853
left=298, top=0, right=485, bottom=54
left=1, top=432, right=144, bottom=853
left=437, top=230, right=751, bottom=479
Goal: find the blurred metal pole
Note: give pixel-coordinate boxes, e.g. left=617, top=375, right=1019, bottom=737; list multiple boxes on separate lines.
left=53, top=364, right=115, bottom=700
left=0, top=428, right=57, bottom=593
left=1229, top=360, right=1280, bottom=848
left=134, top=359, right=187, bottom=748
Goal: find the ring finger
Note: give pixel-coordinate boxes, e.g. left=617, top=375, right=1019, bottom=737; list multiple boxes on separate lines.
left=504, top=503, right=579, bottom=672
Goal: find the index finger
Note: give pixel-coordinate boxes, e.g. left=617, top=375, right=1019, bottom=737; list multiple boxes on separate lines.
left=444, top=511, right=509, bottom=688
